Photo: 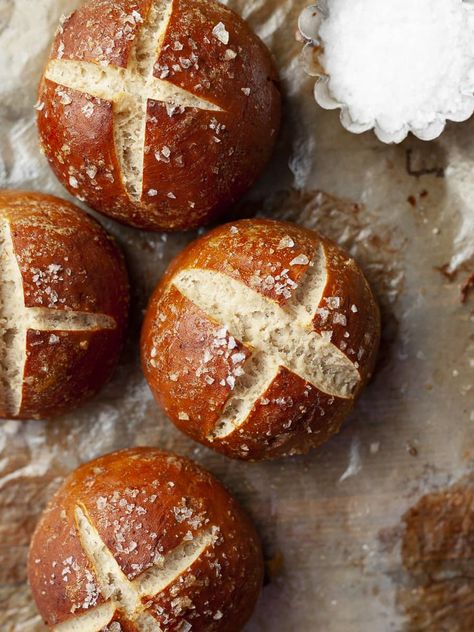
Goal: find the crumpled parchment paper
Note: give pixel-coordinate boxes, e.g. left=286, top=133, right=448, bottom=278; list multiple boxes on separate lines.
left=0, top=1, right=473, bottom=630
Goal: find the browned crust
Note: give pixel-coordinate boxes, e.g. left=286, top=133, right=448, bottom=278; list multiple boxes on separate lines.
left=37, top=0, right=281, bottom=231
left=141, top=219, right=381, bottom=461
left=0, top=190, right=129, bottom=419
left=28, top=447, right=263, bottom=630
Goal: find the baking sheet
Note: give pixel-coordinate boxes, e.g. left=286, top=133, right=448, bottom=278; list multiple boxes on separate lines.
left=1, top=1, right=474, bottom=630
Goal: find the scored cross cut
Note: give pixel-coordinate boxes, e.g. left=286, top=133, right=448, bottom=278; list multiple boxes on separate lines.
left=0, top=218, right=117, bottom=418
left=53, top=506, right=214, bottom=632
left=172, top=244, right=362, bottom=439
left=44, top=0, right=223, bottom=201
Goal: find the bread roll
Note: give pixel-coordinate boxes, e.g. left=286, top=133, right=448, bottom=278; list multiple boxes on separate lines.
left=28, top=448, right=263, bottom=631
left=141, top=219, right=381, bottom=460
left=0, top=190, right=129, bottom=420
left=37, top=0, right=281, bottom=231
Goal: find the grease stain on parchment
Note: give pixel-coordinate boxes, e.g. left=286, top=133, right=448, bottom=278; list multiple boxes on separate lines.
left=398, top=474, right=474, bottom=631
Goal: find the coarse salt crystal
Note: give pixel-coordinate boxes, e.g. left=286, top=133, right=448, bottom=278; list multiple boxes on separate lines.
left=333, top=313, right=347, bottom=326
left=277, top=236, right=295, bottom=249
left=82, top=102, right=95, bottom=118
left=212, top=22, right=230, bottom=45
left=178, top=412, right=189, bottom=420
left=326, top=296, right=341, bottom=309
left=86, top=165, right=98, bottom=179
left=290, top=254, right=310, bottom=266
left=131, top=10, right=143, bottom=23
left=231, top=352, right=246, bottom=364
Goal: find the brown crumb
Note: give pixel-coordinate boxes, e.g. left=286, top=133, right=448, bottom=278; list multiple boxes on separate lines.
left=265, top=550, right=284, bottom=583
left=405, top=149, right=445, bottom=178
left=460, top=272, right=474, bottom=304
left=435, top=263, right=457, bottom=282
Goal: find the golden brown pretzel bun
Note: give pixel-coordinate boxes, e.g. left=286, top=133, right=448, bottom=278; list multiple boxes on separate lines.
left=141, top=219, right=380, bottom=460
left=0, top=190, right=129, bottom=420
left=37, top=0, right=281, bottom=231
left=28, top=447, right=263, bottom=631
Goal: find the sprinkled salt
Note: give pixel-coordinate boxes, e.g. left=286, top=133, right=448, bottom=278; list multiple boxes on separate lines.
left=231, top=352, right=246, bottom=364
left=148, top=189, right=158, bottom=197
left=333, top=313, right=347, bottom=326
left=86, top=165, right=98, bottom=179
left=82, top=102, right=95, bottom=118
left=69, top=176, right=79, bottom=189
left=290, top=254, right=309, bottom=266
left=277, top=235, right=295, bottom=250
left=131, top=10, right=143, bottom=23
left=316, top=0, right=474, bottom=142
left=326, top=296, right=341, bottom=309
left=212, top=22, right=230, bottom=45
left=178, top=412, right=189, bottom=420
left=57, top=89, right=72, bottom=105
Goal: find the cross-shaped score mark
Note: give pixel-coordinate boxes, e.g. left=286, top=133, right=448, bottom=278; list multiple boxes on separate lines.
left=172, top=244, right=361, bottom=439
left=44, top=0, right=222, bottom=201
left=53, top=506, right=214, bottom=632
left=0, top=218, right=117, bottom=417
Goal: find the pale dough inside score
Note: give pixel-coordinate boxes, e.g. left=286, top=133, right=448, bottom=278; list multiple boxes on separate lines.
left=173, top=243, right=361, bottom=439
left=44, top=0, right=223, bottom=201
left=0, top=218, right=116, bottom=418
left=53, top=506, right=215, bottom=632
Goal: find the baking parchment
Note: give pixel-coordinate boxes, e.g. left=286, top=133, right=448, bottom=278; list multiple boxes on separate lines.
left=0, top=1, right=473, bottom=630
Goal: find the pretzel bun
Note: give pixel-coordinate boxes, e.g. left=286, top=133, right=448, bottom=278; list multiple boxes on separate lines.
left=141, top=219, right=380, bottom=461
left=28, top=447, right=263, bottom=631
left=0, top=190, right=129, bottom=420
left=37, top=0, right=281, bottom=231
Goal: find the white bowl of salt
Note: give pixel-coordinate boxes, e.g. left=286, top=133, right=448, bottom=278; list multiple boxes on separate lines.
left=299, top=0, right=474, bottom=143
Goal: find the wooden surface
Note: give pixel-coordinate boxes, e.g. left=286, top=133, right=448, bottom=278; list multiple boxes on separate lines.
left=1, top=0, right=474, bottom=630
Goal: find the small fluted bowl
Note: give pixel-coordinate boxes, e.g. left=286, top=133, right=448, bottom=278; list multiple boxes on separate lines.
left=298, top=2, right=474, bottom=144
